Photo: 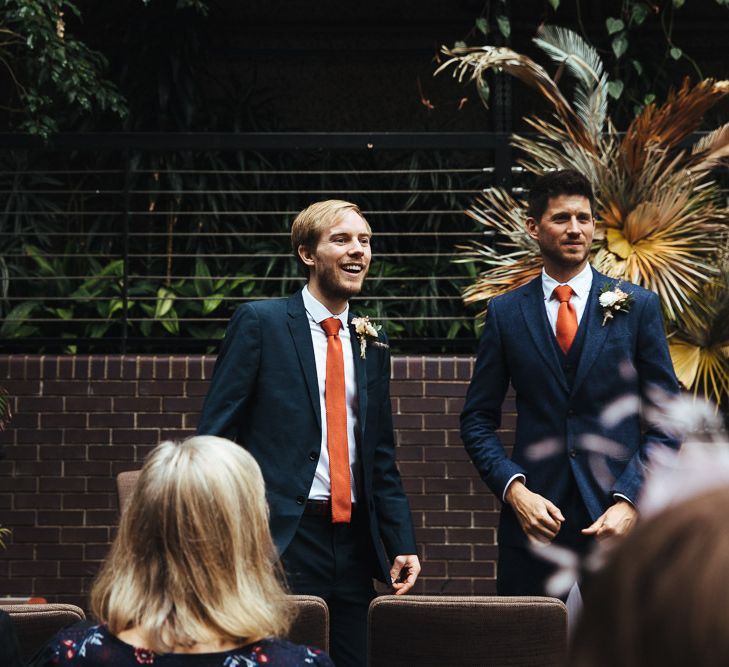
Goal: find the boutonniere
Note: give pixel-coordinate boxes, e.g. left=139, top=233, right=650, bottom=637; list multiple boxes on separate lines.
left=351, top=316, right=386, bottom=359
left=599, top=283, right=634, bottom=326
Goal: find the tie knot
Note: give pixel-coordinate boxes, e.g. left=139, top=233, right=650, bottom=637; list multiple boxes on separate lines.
left=321, top=317, right=342, bottom=337
left=553, top=285, right=574, bottom=303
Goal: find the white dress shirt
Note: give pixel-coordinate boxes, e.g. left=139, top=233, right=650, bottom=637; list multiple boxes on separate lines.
left=302, top=285, right=359, bottom=502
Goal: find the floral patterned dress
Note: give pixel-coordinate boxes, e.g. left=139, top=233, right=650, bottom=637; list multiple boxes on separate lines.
left=40, top=624, right=334, bottom=667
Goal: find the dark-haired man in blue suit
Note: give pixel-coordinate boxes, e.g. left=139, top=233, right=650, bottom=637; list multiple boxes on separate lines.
left=461, top=170, right=680, bottom=596
left=197, top=200, right=419, bottom=667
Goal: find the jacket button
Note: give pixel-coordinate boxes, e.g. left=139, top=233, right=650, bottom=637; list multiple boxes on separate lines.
left=309, top=451, right=318, bottom=461
left=569, top=449, right=577, bottom=458
left=296, top=495, right=305, bottom=505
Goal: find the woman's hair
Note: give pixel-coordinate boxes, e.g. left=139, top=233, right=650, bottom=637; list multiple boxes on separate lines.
left=91, top=436, right=293, bottom=653
left=570, top=486, right=729, bottom=667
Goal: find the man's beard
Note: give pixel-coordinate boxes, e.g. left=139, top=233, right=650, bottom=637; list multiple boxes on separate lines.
left=316, top=263, right=367, bottom=302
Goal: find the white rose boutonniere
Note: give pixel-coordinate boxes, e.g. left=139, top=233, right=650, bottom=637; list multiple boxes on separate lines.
left=599, top=283, right=634, bottom=326
left=351, top=316, right=386, bottom=359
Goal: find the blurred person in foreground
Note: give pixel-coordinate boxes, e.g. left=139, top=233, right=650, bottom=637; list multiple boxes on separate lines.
left=197, top=200, right=419, bottom=667
left=39, top=436, right=333, bottom=666
left=460, top=169, right=680, bottom=597
left=570, top=485, right=729, bottom=667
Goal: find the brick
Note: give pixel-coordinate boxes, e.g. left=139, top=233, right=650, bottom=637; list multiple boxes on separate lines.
left=170, top=358, right=187, bottom=379
left=473, top=512, right=499, bottom=527
left=423, top=446, right=469, bottom=462
left=447, top=462, right=480, bottom=477
left=137, top=413, right=182, bottom=428
left=66, top=396, right=113, bottom=412
left=49, top=544, right=84, bottom=560
left=61, top=527, right=109, bottom=543
left=4, top=380, right=41, bottom=395
left=40, top=413, right=88, bottom=429
left=424, top=359, right=439, bottom=380
left=398, top=430, right=445, bottom=445
left=413, top=527, right=446, bottom=543
left=408, top=494, right=446, bottom=510
left=473, top=578, right=497, bottom=594
left=43, top=381, right=89, bottom=396
left=111, top=430, right=159, bottom=445
left=68, top=461, right=111, bottom=477
left=62, top=494, right=111, bottom=511
left=60, top=560, right=99, bottom=577
left=426, top=511, right=472, bottom=527
left=6, top=412, right=38, bottom=428
left=90, top=357, right=106, bottom=379
left=187, top=357, right=205, bottom=380
left=398, top=462, right=446, bottom=477
left=57, top=356, right=74, bottom=379
left=425, top=382, right=467, bottom=398
left=37, top=510, right=85, bottom=526
left=417, top=560, right=446, bottom=577
left=17, top=430, right=62, bottom=445
left=86, top=477, right=117, bottom=493
left=16, top=397, right=63, bottom=412
left=39, top=477, right=86, bottom=493
left=395, top=445, right=423, bottom=462
left=64, top=429, right=109, bottom=445
left=401, top=478, right=423, bottom=494
left=423, top=413, right=460, bottom=429
left=424, top=478, right=471, bottom=494
left=392, top=414, right=422, bottom=429
left=85, top=509, right=119, bottom=525
left=121, top=358, right=138, bottom=380
left=1, top=445, right=37, bottom=460
left=138, top=358, right=155, bottom=379
left=114, top=397, right=161, bottom=412
left=40, top=445, right=87, bottom=461
left=92, top=381, right=136, bottom=396
left=89, top=413, right=135, bottom=428
left=425, top=544, right=472, bottom=560
left=11, top=526, right=60, bottom=543
left=186, top=382, right=210, bottom=396
left=1, top=477, right=37, bottom=492
left=399, top=398, right=445, bottom=414
left=448, top=494, right=496, bottom=511
left=0, top=510, right=36, bottom=525
left=154, top=358, right=171, bottom=379
left=447, top=527, right=494, bottom=543
left=390, top=381, right=424, bottom=397
left=162, top=397, right=203, bottom=412
left=106, top=358, right=122, bottom=379
left=429, top=578, right=474, bottom=594
left=139, top=381, right=183, bottom=396
left=14, top=493, right=61, bottom=510
left=203, top=358, right=216, bottom=379
left=474, top=545, right=499, bottom=560
left=159, top=429, right=193, bottom=442
left=89, top=444, right=136, bottom=460
left=33, top=577, right=85, bottom=594
left=85, top=544, right=111, bottom=561
left=15, top=461, right=63, bottom=477
left=0, top=544, right=34, bottom=560
left=440, top=359, right=455, bottom=379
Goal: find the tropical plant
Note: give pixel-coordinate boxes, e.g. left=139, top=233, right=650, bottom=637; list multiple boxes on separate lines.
left=0, top=387, right=11, bottom=430
left=0, top=524, right=10, bottom=548
left=437, top=25, right=729, bottom=404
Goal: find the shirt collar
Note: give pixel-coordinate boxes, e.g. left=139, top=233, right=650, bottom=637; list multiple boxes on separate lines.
left=302, top=285, right=349, bottom=327
left=541, top=263, right=593, bottom=301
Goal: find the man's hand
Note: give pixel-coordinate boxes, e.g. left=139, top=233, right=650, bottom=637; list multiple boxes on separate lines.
left=390, top=554, right=421, bottom=595
left=582, top=499, right=637, bottom=539
left=505, top=481, right=565, bottom=543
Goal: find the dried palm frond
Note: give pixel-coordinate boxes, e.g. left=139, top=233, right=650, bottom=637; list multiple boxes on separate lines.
left=532, top=25, right=608, bottom=142
left=689, top=122, right=729, bottom=175
left=669, top=246, right=729, bottom=405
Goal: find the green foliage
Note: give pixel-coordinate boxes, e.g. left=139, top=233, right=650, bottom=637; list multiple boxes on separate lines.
left=0, top=0, right=127, bottom=137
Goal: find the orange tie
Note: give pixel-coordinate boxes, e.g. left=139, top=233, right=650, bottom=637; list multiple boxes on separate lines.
left=553, top=285, right=578, bottom=354
left=320, top=317, right=351, bottom=523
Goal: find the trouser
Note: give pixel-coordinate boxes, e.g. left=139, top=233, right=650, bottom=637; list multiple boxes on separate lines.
left=281, top=505, right=376, bottom=667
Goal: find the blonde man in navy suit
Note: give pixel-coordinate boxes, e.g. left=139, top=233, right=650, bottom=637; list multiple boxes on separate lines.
left=198, top=200, right=420, bottom=667
left=461, top=170, right=680, bottom=596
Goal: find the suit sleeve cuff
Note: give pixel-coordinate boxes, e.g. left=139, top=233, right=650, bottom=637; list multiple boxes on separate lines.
left=503, top=474, right=526, bottom=503
left=613, top=493, right=635, bottom=506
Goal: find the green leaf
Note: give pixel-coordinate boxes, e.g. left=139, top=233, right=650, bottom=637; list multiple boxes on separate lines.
left=475, top=17, right=489, bottom=35
left=202, top=294, right=224, bottom=315
left=631, top=2, right=649, bottom=24
left=154, top=287, right=176, bottom=319
left=0, top=302, right=39, bottom=338
left=496, top=15, right=511, bottom=39
left=606, top=17, right=625, bottom=34
left=548, top=0, right=560, bottom=9
left=52, top=308, right=74, bottom=320
left=612, top=34, right=629, bottom=59
left=607, top=80, right=625, bottom=100
left=670, top=47, right=683, bottom=60
left=644, top=93, right=656, bottom=105
left=161, top=309, right=180, bottom=335
left=632, top=59, right=644, bottom=76
left=673, top=0, right=685, bottom=7
left=194, top=257, right=213, bottom=297
left=477, top=78, right=491, bottom=105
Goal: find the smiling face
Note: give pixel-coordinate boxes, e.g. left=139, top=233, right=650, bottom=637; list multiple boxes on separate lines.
left=526, top=194, right=595, bottom=283
left=298, top=208, right=372, bottom=314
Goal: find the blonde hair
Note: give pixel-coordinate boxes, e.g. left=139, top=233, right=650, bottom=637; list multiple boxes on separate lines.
left=91, top=436, right=292, bottom=653
left=291, top=199, right=371, bottom=270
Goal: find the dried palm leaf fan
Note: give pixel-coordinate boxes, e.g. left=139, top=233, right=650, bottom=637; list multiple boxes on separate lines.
left=437, top=25, right=729, bottom=404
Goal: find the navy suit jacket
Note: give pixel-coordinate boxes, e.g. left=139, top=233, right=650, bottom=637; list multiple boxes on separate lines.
left=197, top=289, right=417, bottom=582
left=460, top=268, right=680, bottom=548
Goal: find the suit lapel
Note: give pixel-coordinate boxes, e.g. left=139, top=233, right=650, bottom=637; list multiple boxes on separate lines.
left=571, top=268, right=612, bottom=396
left=348, top=313, right=368, bottom=438
left=519, top=277, right=569, bottom=392
left=287, top=290, right=322, bottom=429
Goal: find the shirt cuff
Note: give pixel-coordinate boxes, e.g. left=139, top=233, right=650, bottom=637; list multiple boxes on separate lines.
left=503, top=474, right=526, bottom=503
left=613, top=493, right=634, bottom=506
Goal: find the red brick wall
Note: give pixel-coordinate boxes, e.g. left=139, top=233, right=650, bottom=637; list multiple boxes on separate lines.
left=0, top=355, right=512, bottom=608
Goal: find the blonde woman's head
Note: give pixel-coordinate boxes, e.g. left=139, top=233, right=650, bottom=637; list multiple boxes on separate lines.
left=91, top=436, right=291, bottom=653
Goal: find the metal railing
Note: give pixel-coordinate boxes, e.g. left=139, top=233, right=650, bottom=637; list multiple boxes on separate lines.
left=0, top=132, right=528, bottom=353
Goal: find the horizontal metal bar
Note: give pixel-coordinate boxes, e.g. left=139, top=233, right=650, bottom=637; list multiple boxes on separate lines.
left=0, top=131, right=513, bottom=151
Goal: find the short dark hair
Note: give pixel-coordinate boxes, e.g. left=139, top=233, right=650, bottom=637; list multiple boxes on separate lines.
left=527, top=169, right=595, bottom=222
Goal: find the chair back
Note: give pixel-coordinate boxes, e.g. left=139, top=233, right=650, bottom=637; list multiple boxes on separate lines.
left=368, top=595, right=567, bottom=667
left=116, top=469, right=141, bottom=513
left=286, top=595, right=329, bottom=652
left=0, top=603, right=86, bottom=664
